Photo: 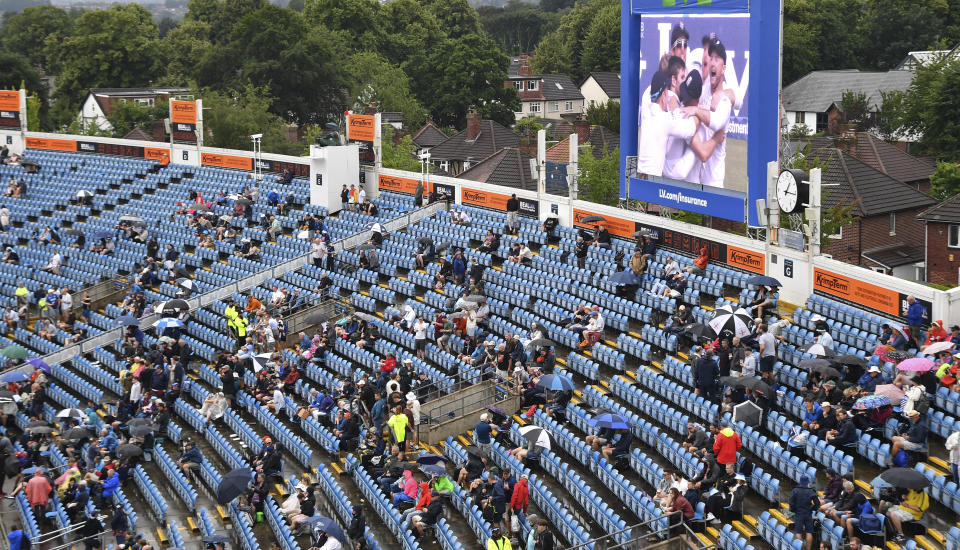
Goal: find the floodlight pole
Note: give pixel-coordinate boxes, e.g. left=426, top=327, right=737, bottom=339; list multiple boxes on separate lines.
left=251, top=134, right=262, bottom=181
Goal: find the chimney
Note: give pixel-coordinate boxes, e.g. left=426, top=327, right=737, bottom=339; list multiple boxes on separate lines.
left=520, top=61, right=531, bottom=77
left=466, top=107, right=481, bottom=141
left=574, top=116, right=590, bottom=146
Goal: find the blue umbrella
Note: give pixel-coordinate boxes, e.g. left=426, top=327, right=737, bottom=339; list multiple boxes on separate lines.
left=305, top=516, right=345, bottom=542
left=92, top=231, right=113, bottom=239
left=590, top=413, right=629, bottom=430
left=607, top=271, right=644, bottom=286
left=152, top=318, right=184, bottom=331
left=746, top=275, right=782, bottom=287
left=536, top=374, right=575, bottom=392
left=0, top=370, right=30, bottom=383
left=22, top=466, right=46, bottom=475
left=419, top=464, right=447, bottom=477
left=852, top=394, right=892, bottom=410
left=26, top=358, right=50, bottom=374
left=416, top=454, right=449, bottom=466
left=117, top=315, right=139, bottom=327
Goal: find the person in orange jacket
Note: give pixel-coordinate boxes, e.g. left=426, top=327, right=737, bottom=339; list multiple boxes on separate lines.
left=713, top=422, right=742, bottom=466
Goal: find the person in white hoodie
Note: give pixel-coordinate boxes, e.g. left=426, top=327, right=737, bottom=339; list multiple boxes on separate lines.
left=946, top=426, right=960, bottom=483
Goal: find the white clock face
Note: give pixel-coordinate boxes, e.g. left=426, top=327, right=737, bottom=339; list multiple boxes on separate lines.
left=777, top=170, right=798, bottom=213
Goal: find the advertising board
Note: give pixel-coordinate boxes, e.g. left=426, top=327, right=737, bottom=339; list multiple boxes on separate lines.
left=347, top=114, right=376, bottom=164
left=0, top=91, right=20, bottom=130
left=170, top=100, right=198, bottom=144
left=201, top=152, right=252, bottom=171
left=378, top=174, right=424, bottom=195
left=462, top=188, right=538, bottom=218
left=813, top=268, right=931, bottom=322
left=621, top=0, right=780, bottom=225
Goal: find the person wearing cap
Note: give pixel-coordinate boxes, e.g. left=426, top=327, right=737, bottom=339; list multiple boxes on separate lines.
left=811, top=402, right=836, bottom=437
left=789, top=475, right=819, bottom=550
left=637, top=63, right=698, bottom=178
left=177, top=440, right=203, bottom=477
left=486, top=526, right=512, bottom=550
left=889, top=409, right=929, bottom=464
left=474, top=413, right=495, bottom=456
left=857, top=365, right=884, bottom=394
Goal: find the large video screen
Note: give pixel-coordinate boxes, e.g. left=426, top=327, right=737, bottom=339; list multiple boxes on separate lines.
left=621, top=0, right=780, bottom=226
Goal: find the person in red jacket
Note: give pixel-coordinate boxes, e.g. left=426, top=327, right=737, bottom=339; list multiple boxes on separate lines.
left=402, top=481, right=432, bottom=526
left=713, top=422, right=742, bottom=466
left=510, top=474, right=530, bottom=521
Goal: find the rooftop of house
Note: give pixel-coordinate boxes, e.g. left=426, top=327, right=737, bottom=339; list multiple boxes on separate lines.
left=458, top=147, right=537, bottom=192
left=581, top=72, right=621, bottom=98
left=782, top=70, right=914, bottom=113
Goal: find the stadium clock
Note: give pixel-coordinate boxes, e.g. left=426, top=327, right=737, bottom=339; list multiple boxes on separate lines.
left=776, top=168, right=809, bottom=214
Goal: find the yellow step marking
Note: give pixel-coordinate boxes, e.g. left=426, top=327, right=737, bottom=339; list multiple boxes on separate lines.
left=928, top=529, right=946, bottom=546
left=156, top=528, right=169, bottom=546
left=732, top=520, right=757, bottom=538
left=186, top=517, right=199, bottom=533
left=216, top=505, right=229, bottom=521
left=625, top=370, right=637, bottom=380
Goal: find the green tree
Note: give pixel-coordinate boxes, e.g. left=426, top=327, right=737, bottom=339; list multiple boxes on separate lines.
left=52, top=4, right=163, bottom=105
left=585, top=99, right=619, bottom=133
left=781, top=0, right=820, bottom=84
left=344, top=51, right=427, bottom=129
left=0, top=5, right=71, bottom=70
left=381, top=126, right=422, bottom=171
left=158, top=17, right=178, bottom=38
left=0, top=53, right=48, bottom=129
left=287, top=0, right=304, bottom=11
left=930, top=160, right=960, bottom=202
left=478, top=1, right=557, bottom=55
left=159, top=19, right=212, bottom=85
left=303, top=0, right=380, bottom=48
left=540, top=0, right=574, bottom=12
left=839, top=89, right=870, bottom=129
left=376, top=0, right=443, bottom=67
left=105, top=99, right=168, bottom=138
left=531, top=0, right=617, bottom=81
left=580, top=1, right=619, bottom=75
left=184, top=0, right=265, bottom=45
left=202, top=86, right=301, bottom=155
left=422, top=0, right=481, bottom=40
left=858, top=0, right=949, bottom=70
left=577, top=145, right=619, bottom=206
left=888, top=57, right=960, bottom=157
left=514, top=115, right=546, bottom=140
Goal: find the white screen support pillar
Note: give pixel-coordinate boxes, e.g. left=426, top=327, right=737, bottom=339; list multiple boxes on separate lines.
left=309, top=143, right=360, bottom=213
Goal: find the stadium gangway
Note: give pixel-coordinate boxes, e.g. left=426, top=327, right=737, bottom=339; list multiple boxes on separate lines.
left=560, top=513, right=714, bottom=550
left=33, top=517, right=110, bottom=546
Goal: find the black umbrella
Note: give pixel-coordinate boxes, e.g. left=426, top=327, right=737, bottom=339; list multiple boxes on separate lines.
left=418, top=236, right=433, bottom=246
left=236, top=197, right=252, bottom=206
left=126, top=418, right=154, bottom=427
left=884, top=350, right=910, bottom=363
left=307, top=312, right=330, bottom=325
left=745, top=275, right=782, bottom=288
left=464, top=295, right=485, bottom=303
left=682, top=323, right=712, bottom=341
left=798, top=358, right=842, bottom=378
left=116, top=444, right=142, bottom=458
left=64, top=229, right=83, bottom=236
left=192, top=204, right=210, bottom=213
left=217, top=467, right=253, bottom=504
left=836, top=354, right=867, bottom=366
left=880, top=468, right=930, bottom=489
left=608, top=271, right=644, bottom=286
left=0, top=389, right=12, bottom=398
left=29, top=426, right=54, bottom=434
left=464, top=446, right=483, bottom=458
left=130, top=425, right=158, bottom=438
left=720, top=376, right=772, bottom=395
left=526, top=338, right=554, bottom=349
left=355, top=244, right=375, bottom=251
left=436, top=241, right=451, bottom=253
left=580, top=215, right=605, bottom=223
left=27, top=420, right=49, bottom=428
left=416, top=454, right=449, bottom=466
left=63, top=427, right=92, bottom=441
left=160, top=299, right=190, bottom=315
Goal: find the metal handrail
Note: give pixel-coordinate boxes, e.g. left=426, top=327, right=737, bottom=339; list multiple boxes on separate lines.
left=561, top=510, right=715, bottom=550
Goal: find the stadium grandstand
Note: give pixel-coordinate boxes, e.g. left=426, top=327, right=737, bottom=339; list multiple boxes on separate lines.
left=0, top=140, right=959, bottom=550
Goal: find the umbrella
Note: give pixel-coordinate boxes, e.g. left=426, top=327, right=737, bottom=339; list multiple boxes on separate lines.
left=464, top=446, right=483, bottom=458
left=632, top=229, right=656, bottom=237
left=26, top=358, right=50, bottom=374
left=57, top=408, right=85, bottom=419
left=354, top=312, right=373, bottom=322
left=307, top=312, right=330, bottom=325
left=22, top=466, right=46, bottom=475
left=580, top=215, right=605, bottom=223
left=922, top=341, right=955, bottom=355
left=92, top=231, right=113, bottom=239
left=218, top=215, right=233, bottom=222
left=804, top=343, right=836, bottom=357
left=28, top=426, right=54, bottom=434
left=116, top=444, right=142, bottom=458
left=192, top=204, right=210, bottom=212
left=591, top=412, right=630, bottom=430
left=897, top=357, right=935, bottom=372
left=217, top=467, right=253, bottom=504
left=852, top=394, right=892, bottom=410
left=64, top=229, right=83, bottom=236
left=798, top=358, right=841, bottom=378
left=884, top=350, right=910, bottom=363
left=158, top=336, right=176, bottom=345
left=708, top=305, right=753, bottom=340
left=27, top=420, right=48, bottom=428
left=252, top=353, right=274, bottom=373
left=117, top=315, right=139, bottom=327
left=682, top=323, right=712, bottom=341
left=418, top=236, right=433, bottom=246
left=126, top=417, right=154, bottom=427
left=236, top=197, right=252, bottom=206
left=0, top=345, right=29, bottom=359
left=836, top=354, right=867, bottom=366
left=0, top=370, right=29, bottom=383
left=536, top=374, right=575, bottom=392
left=719, top=376, right=771, bottom=395
left=526, top=338, right=554, bottom=349
left=130, top=425, right=158, bottom=438
left=416, top=454, right=449, bottom=466
left=76, top=190, right=93, bottom=199
left=874, top=384, right=906, bottom=402
left=354, top=244, right=375, bottom=251
left=732, top=401, right=763, bottom=427
left=745, top=275, right=782, bottom=288
left=119, top=215, right=145, bottom=225
left=310, top=517, right=345, bottom=542
left=449, top=312, right=467, bottom=319
left=160, top=299, right=190, bottom=314
left=176, top=279, right=195, bottom=291
left=485, top=405, right=507, bottom=418
left=436, top=240, right=451, bottom=252
left=519, top=425, right=552, bottom=450
left=880, top=468, right=930, bottom=489
left=419, top=464, right=447, bottom=477
left=0, top=389, right=12, bottom=398
left=153, top=318, right=184, bottom=331
left=63, top=427, right=93, bottom=441
left=607, top=271, right=644, bottom=286
left=201, top=535, right=231, bottom=544
left=464, top=295, right=486, bottom=303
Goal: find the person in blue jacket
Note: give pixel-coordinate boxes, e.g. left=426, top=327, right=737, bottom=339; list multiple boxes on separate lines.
left=8, top=528, right=30, bottom=550
left=906, top=295, right=925, bottom=350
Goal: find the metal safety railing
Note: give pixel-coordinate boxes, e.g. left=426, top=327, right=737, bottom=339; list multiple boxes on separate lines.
left=560, top=511, right=716, bottom=550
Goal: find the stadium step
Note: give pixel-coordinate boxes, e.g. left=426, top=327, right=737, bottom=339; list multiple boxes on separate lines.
left=769, top=508, right=792, bottom=525
left=624, top=370, right=637, bottom=380
left=928, top=529, right=947, bottom=547
left=156, top=527, right=169, bottom=546
left=915, top=535, right=941, bottom=550
left=694, top=532, right=715, bottom=548
left=330, top=462, right=344, bottom=476
left=854, top=479, right=874, bottom=496
left=929, top=456, right=951, bottom=471
left=731, top=520, right=757, bottom=538
left=187, top=517, right=199, bottom=533
left=216, top=505, right=229, bottom=522
left=886, top=542, right=902, bottom=550
left=512, top=414, right=527, bottom=426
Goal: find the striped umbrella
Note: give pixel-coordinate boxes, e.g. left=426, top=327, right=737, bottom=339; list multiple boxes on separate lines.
left=591, top=413, right=630, bottom=430
left=852, top=394, right=891, bottom=410
left=152, top=318, right=184, bottom=331
left=708, top=305, right=753, bottom=339
left=536, top=374, right=575, bottom=392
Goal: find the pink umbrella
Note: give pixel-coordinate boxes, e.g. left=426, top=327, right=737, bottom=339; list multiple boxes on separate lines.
left=897, top=357, right=935, bottom=372
left=874, top=384, right=905, bottom=402
left=922, top=341, right=955, bottom=355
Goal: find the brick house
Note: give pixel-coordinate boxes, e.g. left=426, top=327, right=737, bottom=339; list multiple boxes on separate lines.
left=806, top=147, right=935, bottom=280
left=917, top=190, right=960, bottom=286
left=424, top=109, right=519, bottom=176
left=505, top=58, right=584, bottom=121
left=799, top=133, right=937, bottom=193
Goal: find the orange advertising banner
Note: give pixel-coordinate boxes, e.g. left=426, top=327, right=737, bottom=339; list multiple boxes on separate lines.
left=813, top=267, right=900, bottom=317
left=726, top=245, right=765, bottom=274
left=462, top=187, right=511, bottom=211
left=572, top=208, right=637, bottom=239
left=0, top=90, right=19, bottom=112
left=201, top=152, right=252, bottom=171
left=378, top=174, right=425, bottom=195
left=170, top=100, right=197, bottom=125
left=25, top=137, right=77, bottom=152
left=144, top=147, right=170, bottom=163
left=347, top=114, right=376, bottom=142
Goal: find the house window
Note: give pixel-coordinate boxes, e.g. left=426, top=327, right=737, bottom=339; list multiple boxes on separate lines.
left=530, top=102, right=541, bottom=113
left=889, top=213, right=896, bottom=235
left=565, top=101, right=574, bottom=111
left=949, top=224, right=960, bottom=248
left=135, top=98, right=154, bottom=107
left=527, top=80, right=538, bottom=91
left=827, top=226, right=842, bottom=240
left=795, top=111, right=805, bottom=124
left=514, top=80, right=524, bottom=91
left=550, top=102, right=559, bottom=112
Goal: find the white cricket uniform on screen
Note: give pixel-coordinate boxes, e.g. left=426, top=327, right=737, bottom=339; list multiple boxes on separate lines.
left=638, top=102, right=697, bottom=178
left=663, top=107, right=699, bottom=181
left=698, top=90, right=732, bottom=188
